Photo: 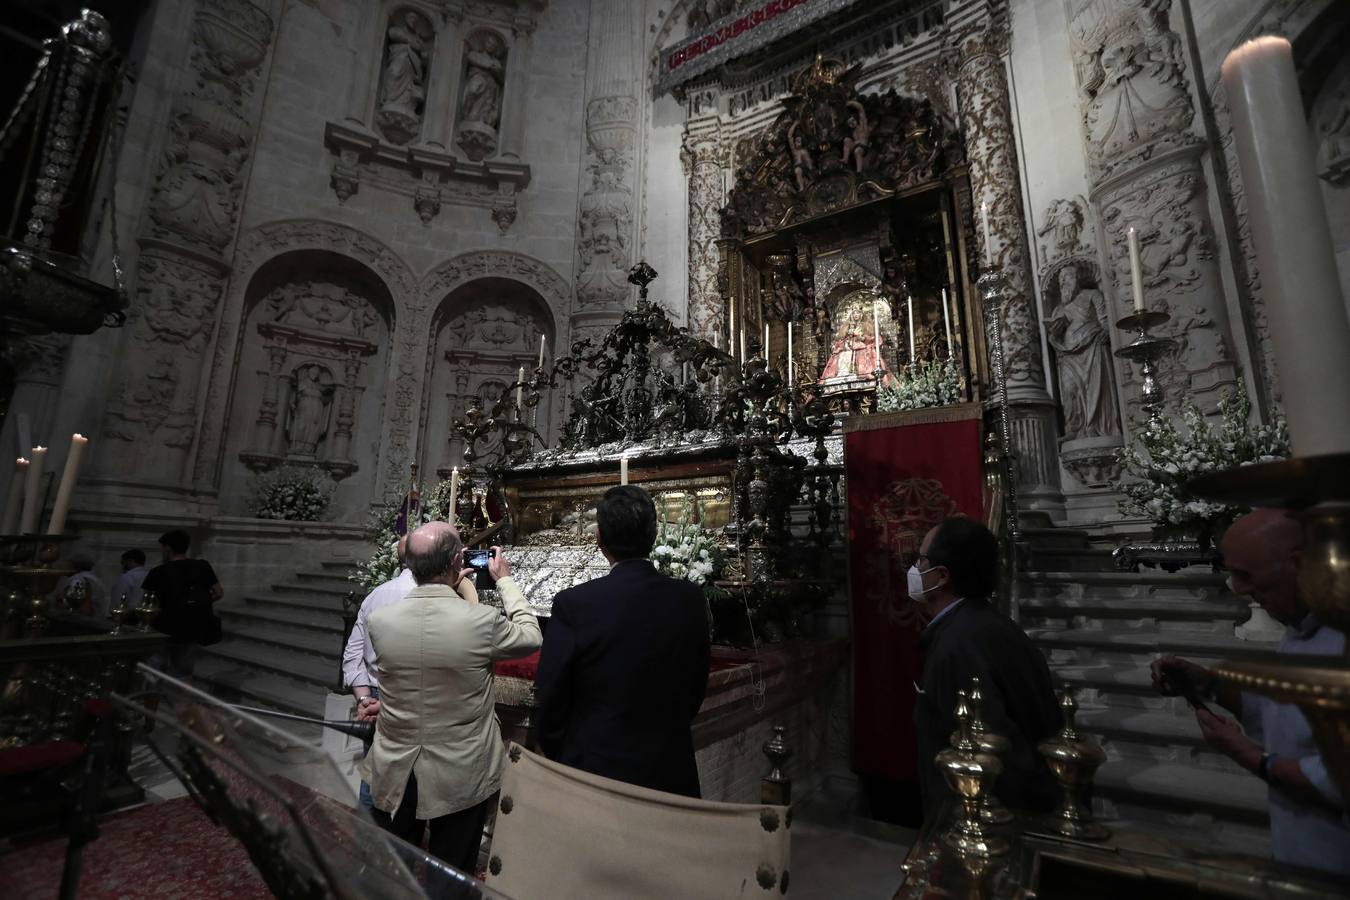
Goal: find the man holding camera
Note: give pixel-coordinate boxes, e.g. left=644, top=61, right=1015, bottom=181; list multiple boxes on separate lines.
left=362, top=521, right=541, bottom=873
left=1151, top=508, right=1348, bottom=876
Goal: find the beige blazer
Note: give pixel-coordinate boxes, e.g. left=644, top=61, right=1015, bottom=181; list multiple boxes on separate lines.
left=361, top=575, right=541, bottom=819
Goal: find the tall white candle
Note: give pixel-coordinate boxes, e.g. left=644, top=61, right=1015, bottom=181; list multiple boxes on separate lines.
left=763, top=323, right=770, bottom=359
left=19, top=445, right=46, bottom=534
left=448, top=466, right=461, bottom=521
left=787, top=322, right=794, bottom=386
left=515, top=366, right=525, bottom=409
left=538, top=335, right=546, bottom=368
left=729, top=303, right=736, bottom=362
left=906, top=295, right=916, bottom=362
left=739, top=327, right=746, bottom=364
left=941, top=288, right=953, bottom=358
left=1126, top=226, right=1145, bottom=313
left=620, top=454, right=629, bottom=485
left=1223, top=36, right=1350, bottom=456
left=871, top=301, right=882, bottom=365
left=46, top=433, right=89, bottom=534
left=1, top=458, right=28, bottom=534
left=981, top=200, right=993, bottom=266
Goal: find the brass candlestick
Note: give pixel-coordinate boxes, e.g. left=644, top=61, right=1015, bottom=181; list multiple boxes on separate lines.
left=109, top=593, right=130, bottom=635
left=937, top=689, right=1009, bottom=857
left=1037, top=687, right=1110, bottom=841
left=949, top=676, right=1013, bottom=825
left=136, top=589, right=159, bottom=632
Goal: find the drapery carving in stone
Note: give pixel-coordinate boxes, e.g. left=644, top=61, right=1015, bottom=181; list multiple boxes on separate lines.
left=577, top=96, right=638, bottom=308
left=376, top=9, right=432, bottom=146
left=1070, top=0, right=1192, bottom=181
left=286, top=364, right=333, bottom=457
left=456, top=29, right=507, bottom=161
left=102, top=0, right=274, bottom=480
left=1044, top=262, right=1119, bottom=440
left=1313, top=75, right=1350, bottom=185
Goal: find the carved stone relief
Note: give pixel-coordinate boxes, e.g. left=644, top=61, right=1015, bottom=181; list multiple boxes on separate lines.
left=683, top=123, right=723, bottom=340
left=456, top=28, right=507, bottom=161
left=577, top=96, right=638, bottom=309
left=1043, top=260, right=1119, bottom=441
left=376, top=9, right=433, bottom=146
left=195, top=220, right=419, bottom=497
left=101, top=0, right=275, bottom=481
left=1314, top=79, right=1350, bottom=185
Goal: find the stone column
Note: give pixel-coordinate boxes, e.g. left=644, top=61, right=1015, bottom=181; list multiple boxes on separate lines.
left=98, top=0, right=275, bottom=487
left=954, top=23, right=1064, bottom=517
left=421, top=2, right=465, bottom=152
left=683, top=115, right=724, bottom=342
left=1069, top=0, right=1239, bottom=417
left=497, top=14, right=535, bottom=161
left=570, top=0, right=640, bottom=343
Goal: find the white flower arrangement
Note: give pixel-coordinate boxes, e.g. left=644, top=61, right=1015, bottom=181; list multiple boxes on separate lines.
left=249, top=467, right=333, bottom=522
left=1117, top=386, right=1289, bottom=528
left=652, top=510, right=726, bottom=587
left=877, top=357, right=963, bottom=412
left=351, top=476, right=468, bottom=592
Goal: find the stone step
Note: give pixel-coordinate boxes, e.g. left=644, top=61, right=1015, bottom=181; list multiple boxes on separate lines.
left=294, top=571, right=361, bottom=590
left=192, top=656, right=329, bottom=734
left=1091, top=758, right=1268, bottom=824
left=247, top=591, right=345, bottom=616
left=1020, top=595, right=1247, bottom=628
left=1075, top=706, right=1244, bottom=774
left=272, top=582, right=352, bottom=600
left=319, top=559, right=362, bottom=573
left=223, top=621, right=344, bottom=661
left=203, top=639, right=336, bottom=690
left=218, top=602, right=343, bottom=635
left=1051, top=663, right=1191, bottom=712
left=1029, top=627, right=1284, bottom=662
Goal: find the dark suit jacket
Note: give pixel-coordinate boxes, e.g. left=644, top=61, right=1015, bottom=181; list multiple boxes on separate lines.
left=533, top=558, right=711, bottom=797
left=914, top=598, right=1062, bottom=817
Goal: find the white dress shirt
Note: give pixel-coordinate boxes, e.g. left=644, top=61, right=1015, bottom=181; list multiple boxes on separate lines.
left=342, top=569, right=417, bottom=690
left=1240, top=615, right=1348, bottom=876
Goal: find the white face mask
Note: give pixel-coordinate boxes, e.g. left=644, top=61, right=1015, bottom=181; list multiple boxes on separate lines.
left=907, top=564, right=943, bottom=603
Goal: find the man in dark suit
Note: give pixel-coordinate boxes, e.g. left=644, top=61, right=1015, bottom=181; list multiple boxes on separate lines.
left=911, top=517, right=1062, bottom=817
left=533, top=485, right=711, bottom=797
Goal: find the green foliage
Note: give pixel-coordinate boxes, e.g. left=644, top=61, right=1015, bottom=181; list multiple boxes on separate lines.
left=876, top=358, right=962, bottom=412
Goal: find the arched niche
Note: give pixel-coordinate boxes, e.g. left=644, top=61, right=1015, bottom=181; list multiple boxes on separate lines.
left=420, top=277, right=556, bottom=478
left=221, top=250, right=396, bottom=521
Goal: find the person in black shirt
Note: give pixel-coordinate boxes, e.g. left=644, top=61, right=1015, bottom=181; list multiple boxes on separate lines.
left=911, top=517, right=1061, bottom=817
left=142, top=529, right=223, bottom=678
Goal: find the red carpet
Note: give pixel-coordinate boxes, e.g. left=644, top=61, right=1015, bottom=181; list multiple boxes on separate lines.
left=12, top=796, right=271, bottom=899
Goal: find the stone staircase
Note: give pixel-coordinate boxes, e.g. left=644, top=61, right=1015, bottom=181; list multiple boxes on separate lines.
left=194, top=559, right=359, bottom=736
left=1019, top=546, right=1280, bottom=856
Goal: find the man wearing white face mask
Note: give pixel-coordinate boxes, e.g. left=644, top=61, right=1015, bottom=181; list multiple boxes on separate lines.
left=1151, top=509, right=1348, bottom=877
left=911, top=517, right=1062, bottom=818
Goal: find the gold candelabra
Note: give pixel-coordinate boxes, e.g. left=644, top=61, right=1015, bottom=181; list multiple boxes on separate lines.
left=949, top=676, right=1013, bottom=825
left=937, top=689, right=1009, bottom=857
left=1037, top=686, right=1110, bottom=841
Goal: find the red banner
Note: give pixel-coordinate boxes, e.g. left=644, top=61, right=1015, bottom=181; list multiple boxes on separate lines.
left=843, top=404, right=985, bottom=781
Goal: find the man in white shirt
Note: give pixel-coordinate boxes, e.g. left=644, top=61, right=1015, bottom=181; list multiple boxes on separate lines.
left=342, top=536, right=418, bottom=811
left=1153, top=509, right=1348, bottom=877
left=110, top=549, right=149, bottom=611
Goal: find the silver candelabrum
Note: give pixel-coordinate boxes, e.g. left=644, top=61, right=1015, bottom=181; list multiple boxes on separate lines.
left=1114, top=310, right=1175, bottom=429
left=979, top=268, right=1019, bottom=544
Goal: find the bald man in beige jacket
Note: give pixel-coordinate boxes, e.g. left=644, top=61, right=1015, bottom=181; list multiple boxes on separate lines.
left=362, top=521, right=541, bottom=873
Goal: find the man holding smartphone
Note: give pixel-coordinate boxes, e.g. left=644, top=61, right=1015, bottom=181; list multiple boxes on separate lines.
left=1151, top=509, right=1348, bottom=876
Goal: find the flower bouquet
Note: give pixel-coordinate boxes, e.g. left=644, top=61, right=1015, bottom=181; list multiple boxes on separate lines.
left=249, top=467, right=333, bottom=522
left=877, top=357, right=962, bottom=412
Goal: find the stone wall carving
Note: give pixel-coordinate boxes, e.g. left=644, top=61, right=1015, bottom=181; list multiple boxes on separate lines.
left=1070, top=0, right=1237, bottom=418
left=577, top=95, right=638, bottom=307
left=102, top=0, right=275, bottom=482
left=683, top=122, right=723, bottom=340
left=1314, top=78, right=1350, bottom=185
left=195, top=221, right=419, bottom=497
left=456, top=28, right=507, bottom=161
left=376, top=8, right=433, bottom=146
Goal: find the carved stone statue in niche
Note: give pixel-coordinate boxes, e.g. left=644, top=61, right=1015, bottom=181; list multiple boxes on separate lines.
left=456, top=30, right=507, bottom=162
left=1044, top=264, right=1119, bottom=440
left=1037, top=197, right=1087, bottom=262
left=376, top=10, right=432, bottom=146
left=287, top=365, right=333, bottom=457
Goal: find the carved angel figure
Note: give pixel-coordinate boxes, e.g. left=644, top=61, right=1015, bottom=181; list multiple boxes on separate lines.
left=1045, top=266, right=1118, bottom=439
left=788, top=123, right=813, bottom=194
left=842, top=100, right=869, bottom=172
left=377, top=12, right=429, bottom=141
left=461, top=31, right=506, bottom=129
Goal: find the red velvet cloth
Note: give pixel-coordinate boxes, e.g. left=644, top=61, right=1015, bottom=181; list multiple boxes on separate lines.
left=0, top=740, right=85, bottom=777
left=844, top=408, right=985, bottom=781
left=495, top=649, right=744, bottom=682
